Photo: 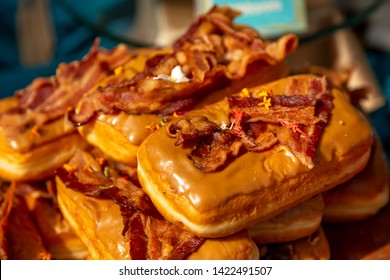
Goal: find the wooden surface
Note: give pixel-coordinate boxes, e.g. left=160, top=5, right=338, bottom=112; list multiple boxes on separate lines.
left=323, top=198, right=390, bottom=260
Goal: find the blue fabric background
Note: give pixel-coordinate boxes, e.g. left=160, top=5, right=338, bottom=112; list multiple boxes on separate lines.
left=0, top=0, right=134, bottom=97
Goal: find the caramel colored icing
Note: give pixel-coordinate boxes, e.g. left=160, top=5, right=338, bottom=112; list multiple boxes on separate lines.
left=56, top=177, right=130, bottom=260
left=98, top=112, right=164, bottom=146
left=89, top=61, right=290, bottom=151
left=141, top=75, right=373, bottom=214
left=57, top=175, right=259, bottom=260
left=0, top=116, right=75, bottom=153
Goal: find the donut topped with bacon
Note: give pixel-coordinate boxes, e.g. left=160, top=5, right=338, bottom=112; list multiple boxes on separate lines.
left=167, top=76, right=332, bottom=172
left=0, top=40, right=135, bottom=181
left=137, top=74, right=373, bottom=238
left=68, top=6, right=298, bottom=126
left=55, top=149, right=259, bottom=260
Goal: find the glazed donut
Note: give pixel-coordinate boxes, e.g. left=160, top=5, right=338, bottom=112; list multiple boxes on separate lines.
left=259, top=227, right=330, bottom=260
left=0, top=131, right=88, bottom=182
left=249, top=194, right=324, bottom=244
left=0, top=41, right=135, bottom=182
left=76, top=48, right=173, bottom=166
left=137, top=74, right=373, bottom=238
left=55, top=150, right=259, bottom=260
left=70, top=6, right=298, bottom=166
left=0, top=105, right=88, bottom=181
left=323, top=134, right=389, bottom=222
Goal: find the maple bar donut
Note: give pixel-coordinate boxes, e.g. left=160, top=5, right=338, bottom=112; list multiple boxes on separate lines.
left=0, top=40, right=142, bottom=181
left=55, top=150, right=259, bottom=260
left=323, top=134, right=389, bottom=222
left=75, top=47, right=173, bottom=166
left=0, top=96, right=86, bottom=181
left=137, top=74, right=373, bottom=238
left=0, top=40, right=136, bottom=182
left=69, top=6, right=298, bottom=166
left=248, top=194, right=324, bottom=244
left=259, top=227, right=330, bottom=260
left=0, top=126, right=87, bottom=182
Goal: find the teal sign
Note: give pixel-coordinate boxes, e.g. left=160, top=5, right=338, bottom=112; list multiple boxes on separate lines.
left=195, top=0, right=308, bottom=38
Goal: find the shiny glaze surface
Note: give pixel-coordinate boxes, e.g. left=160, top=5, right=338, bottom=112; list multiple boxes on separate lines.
left=57, top=178, right=130, bottom=259
left=95, top=62, right=290, bottom=148
left=0, top=116, right=75, bottom=153
left=98, top=112, right=165, bottom=145
left=57, top=176, right=259, bottom=260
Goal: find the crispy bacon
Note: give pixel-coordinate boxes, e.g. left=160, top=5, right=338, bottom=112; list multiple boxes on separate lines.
left=155, top=98, right=197, bottom=116
left=302, top=64, right=370, bottom=108
left=55, top=150, right=205, bottom=259
left=170, top=76, right=333, bottom=171
left=169, top=115, right=275, bottom=172
left=0, top=39, right=134, bottom=137
left=228, top=88, right=321, bottom=126
left=191, top=131, right=243, bottom=172
left=121, top=207, right=204, bottom=260
left=2, top=184, right=52, bottom=260
left=68, top=6, right=298, bottom=126
left=171, top=116, right=220, bottom=146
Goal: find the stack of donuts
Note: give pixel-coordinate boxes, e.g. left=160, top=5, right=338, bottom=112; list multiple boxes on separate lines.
left=0, top=6, right=388, bottom=260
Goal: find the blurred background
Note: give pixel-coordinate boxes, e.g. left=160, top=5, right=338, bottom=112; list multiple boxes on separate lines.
left=0, top=0, right=389, bottom=158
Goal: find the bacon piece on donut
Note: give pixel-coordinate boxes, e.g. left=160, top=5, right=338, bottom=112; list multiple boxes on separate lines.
left=122, top=208, right=204, bottom=260
left=231, top=77, right=333, bottom=168
left=170, top=116, right=220, bottom=146
left=302, top=64, right=370, bottom=109
left=55, top=150, right=205, bottom=260
left=171, top=76, right=333, bottom=171
left=68, top=6, right=298, bottom=126
left=0, top=39, right=134, bottom=137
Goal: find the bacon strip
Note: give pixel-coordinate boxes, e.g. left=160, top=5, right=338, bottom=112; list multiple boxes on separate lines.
left=55, top=150, right=205, bottom=260
left=3, top=188, right=51, bottom=260
left=0, top=182, right=15, bottom=259
left=302, top=64, right=370, bottom=108
left=0, top=39, right=134, bottom=137
left=228, top=95, right=318, bottom=125
left=68, top=6, right=298, bottom=126
left=170, top=76, right=333, bottom=171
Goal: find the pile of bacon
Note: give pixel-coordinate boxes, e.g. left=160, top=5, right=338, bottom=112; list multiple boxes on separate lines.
left=168, top=77, right=333, bottom=172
